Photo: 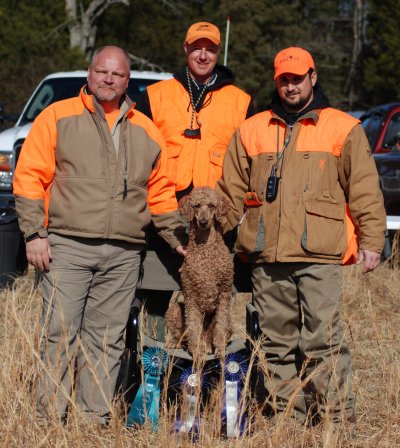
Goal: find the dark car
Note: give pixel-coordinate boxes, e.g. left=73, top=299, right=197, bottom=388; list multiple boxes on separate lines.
left=360, top=103, right=400, bottom=258
left=360, top=103, right=400, bottom=216
left=360, top=103, right=400, bottom=154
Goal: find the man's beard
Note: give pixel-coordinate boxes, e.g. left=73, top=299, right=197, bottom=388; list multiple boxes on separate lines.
left=281, top=95, right=310, bottom=113
left=95, top=86, right=117, bottom=103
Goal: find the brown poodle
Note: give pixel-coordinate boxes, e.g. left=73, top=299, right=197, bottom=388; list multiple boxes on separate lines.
left=166, top=186, right=234, bottom=360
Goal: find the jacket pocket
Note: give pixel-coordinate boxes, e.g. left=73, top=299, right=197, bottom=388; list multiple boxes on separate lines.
left=208, top=149, right=225, bottom=167
left=166, top=145, right=183, bottom=183
left=301, top=201, right=346, bottom=256
left=235, top=207, right=265, bottom=255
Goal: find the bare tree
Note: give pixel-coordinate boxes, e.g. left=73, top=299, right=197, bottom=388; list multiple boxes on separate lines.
left=344, top=0, right=367, bottom=108
left=65, top=0, right=129, bottom=59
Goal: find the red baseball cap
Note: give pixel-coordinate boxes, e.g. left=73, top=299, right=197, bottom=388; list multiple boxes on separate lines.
left=274, top=47, right=315, bottom=80
left=185, top=22, right=221, bottom=45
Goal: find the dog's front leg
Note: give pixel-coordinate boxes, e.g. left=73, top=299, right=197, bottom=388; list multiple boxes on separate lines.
left=213, top=292, right=232, bottom=360
left=185, top=303, right=208, bottom=360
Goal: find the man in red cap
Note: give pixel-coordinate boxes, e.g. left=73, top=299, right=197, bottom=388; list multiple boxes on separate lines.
left=135, top=22, right=254, bottom=338
left=216, top=47, right=386, bottom=430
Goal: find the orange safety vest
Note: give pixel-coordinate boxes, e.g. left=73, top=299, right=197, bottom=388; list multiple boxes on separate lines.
left=147, top=78, right=251, bottom=191
left=239, top=108, right=359, bottom=265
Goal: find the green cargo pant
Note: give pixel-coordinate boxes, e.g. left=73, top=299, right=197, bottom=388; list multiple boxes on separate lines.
left=36, top=233, right=143, bottom=423
left=251, top=262, right=355, bottom=424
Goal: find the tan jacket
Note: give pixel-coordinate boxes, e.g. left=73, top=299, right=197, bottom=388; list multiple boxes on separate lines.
left=13, top=88, right=185, bottom=249
left=216, top=108, right=386, bottom=264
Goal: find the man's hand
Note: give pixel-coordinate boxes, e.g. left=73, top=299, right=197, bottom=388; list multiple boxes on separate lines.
left=175, top=245, right=187, bottom=257
left=26, top=238, right=52, bottom=272
left=357, top=249, right=381, bottom=274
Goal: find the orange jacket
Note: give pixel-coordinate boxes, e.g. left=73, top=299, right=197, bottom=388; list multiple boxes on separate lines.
left=147, top=78, right=251, bottom=191
left=13, top=88, right=185, bottom=248
left=216, top=108, right=386, bottom=265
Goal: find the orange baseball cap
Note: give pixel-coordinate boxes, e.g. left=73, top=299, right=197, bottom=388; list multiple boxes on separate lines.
left=185, top=22, right=221, bottom=45
left=274, top=47, right=315, bottom=80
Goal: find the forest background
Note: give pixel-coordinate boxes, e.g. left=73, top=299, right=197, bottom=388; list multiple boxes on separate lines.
left=0, top=0, right=399, bottom=120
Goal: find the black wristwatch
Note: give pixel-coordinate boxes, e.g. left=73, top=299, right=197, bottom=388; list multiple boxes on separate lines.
left=25, top=229, right=48, bottom=243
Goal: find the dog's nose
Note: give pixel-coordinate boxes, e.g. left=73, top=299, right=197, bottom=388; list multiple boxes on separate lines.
left=199, top=219, right=208, bottom=227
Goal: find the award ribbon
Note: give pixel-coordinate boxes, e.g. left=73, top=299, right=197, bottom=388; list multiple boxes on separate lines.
left=126, top=347, right=169, bottom=429
left=173, top=367, right=207, bottom=438
left=222, top=352, right=249, bottom=437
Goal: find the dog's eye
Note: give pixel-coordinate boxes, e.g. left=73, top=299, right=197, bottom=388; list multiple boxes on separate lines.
left=193, top=204, right=201, bottom=209
left=208, top=204, right=216, bottom=209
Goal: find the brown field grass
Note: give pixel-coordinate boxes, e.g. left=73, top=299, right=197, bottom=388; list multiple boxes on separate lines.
left=0, top=258, right=399, bottom=447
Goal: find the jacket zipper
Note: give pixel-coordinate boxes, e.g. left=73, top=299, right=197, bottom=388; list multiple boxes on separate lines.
left=92, top=111, right=114, bottom=236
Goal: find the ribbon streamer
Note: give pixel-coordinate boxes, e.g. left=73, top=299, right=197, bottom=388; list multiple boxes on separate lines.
left=126, top=347, right=169, bottom=429
left=222, top=352, right=249, bottom=437
left=173, top=368, right=207, bottom=438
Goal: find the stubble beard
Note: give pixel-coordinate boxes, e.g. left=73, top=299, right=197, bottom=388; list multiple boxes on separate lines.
left=282, top=95, right=309, bottom=113
left=95, top=86, right=118, bottom=104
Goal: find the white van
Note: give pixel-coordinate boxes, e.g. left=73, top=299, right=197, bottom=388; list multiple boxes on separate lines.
left=0, top=70, right=172, bottom=207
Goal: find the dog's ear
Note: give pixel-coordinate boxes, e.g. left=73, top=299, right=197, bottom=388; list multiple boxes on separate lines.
left=215, top=193, right=231, bottom=223
left=179, top=194, right=194, bottom=222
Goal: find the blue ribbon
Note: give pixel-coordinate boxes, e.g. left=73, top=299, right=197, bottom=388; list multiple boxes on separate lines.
left=221, top=353, right=249, bottom=437
left=172, top=367, right=208, bottom=439
left=126, top=347, right=169, bottom=429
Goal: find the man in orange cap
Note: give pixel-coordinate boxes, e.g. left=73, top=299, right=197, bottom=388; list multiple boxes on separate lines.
left=136, top=21, right=253, bottom=197
left=135, top=22, right=254, bottom=338
left=216, top=47, right=386, bottom=428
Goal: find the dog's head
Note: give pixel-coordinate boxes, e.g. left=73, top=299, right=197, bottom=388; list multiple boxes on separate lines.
left=179, top=187, right=230, bottom=230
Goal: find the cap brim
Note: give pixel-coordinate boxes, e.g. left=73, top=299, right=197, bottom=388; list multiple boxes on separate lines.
left=186, top=36, right=220, bottom=45
left=274, top=66, right=310, bottom=80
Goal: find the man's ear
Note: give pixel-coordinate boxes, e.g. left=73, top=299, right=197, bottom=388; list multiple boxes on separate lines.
left=311, top=70, right=317, bottom=87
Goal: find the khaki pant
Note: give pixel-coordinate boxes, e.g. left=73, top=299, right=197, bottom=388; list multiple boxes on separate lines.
left=251, top=262, right=355, bottom=423
left=36, top=234, right=143, bottom=423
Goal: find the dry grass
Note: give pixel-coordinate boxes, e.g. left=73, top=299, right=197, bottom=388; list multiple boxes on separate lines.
left=0, top=261, right=399, bottom=447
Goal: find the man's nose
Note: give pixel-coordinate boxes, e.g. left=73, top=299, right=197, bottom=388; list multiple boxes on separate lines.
left=104, top=72, right=114, bottom=83
left=199, top=47, right=207, bottom=59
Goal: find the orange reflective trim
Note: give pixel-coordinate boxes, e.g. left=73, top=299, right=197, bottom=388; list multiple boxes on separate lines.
left=295, top=109, right=359, bottom=155
left=342, top=204, right=358, bottom=265
left=240, top=111, right=281, bottom=157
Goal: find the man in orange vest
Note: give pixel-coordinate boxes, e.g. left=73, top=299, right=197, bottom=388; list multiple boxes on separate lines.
left=135, top=22, right=254, bottom=337
left=135, top=21, right=253, bottom=199
left=216, top=47, right=386, bottom=429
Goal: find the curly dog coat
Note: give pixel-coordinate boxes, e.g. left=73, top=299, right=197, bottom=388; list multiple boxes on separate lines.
left=166, top=186, right=234, bottom=359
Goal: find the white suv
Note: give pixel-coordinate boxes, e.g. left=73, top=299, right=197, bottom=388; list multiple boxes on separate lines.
left=0, top=70, right=172, bottom=208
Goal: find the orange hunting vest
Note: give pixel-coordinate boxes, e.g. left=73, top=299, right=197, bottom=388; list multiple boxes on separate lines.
left=147, top=78, right=251, bottom=191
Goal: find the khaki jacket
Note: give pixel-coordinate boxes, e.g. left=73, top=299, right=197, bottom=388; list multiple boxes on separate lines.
left=13, top=88, right=185, bottom=249
left=216, top=108, right=386, bottom=264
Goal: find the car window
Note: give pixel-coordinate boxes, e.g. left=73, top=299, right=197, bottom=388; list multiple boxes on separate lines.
left=382, top=112, right=400, bottom=150
left=19, top=77, right=162, bottom=126
left=20, top=78, right=87, bottom=126
left=361, top=113, right=383, bottom=151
